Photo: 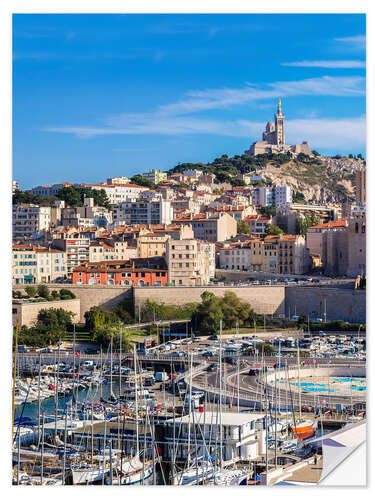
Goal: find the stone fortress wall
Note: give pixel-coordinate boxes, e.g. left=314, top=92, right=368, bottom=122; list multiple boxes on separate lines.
left=13, top=284, right=366, bottom=324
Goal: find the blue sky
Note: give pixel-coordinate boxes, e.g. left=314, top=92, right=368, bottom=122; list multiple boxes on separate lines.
left=12, top=13, right=366, bottom=190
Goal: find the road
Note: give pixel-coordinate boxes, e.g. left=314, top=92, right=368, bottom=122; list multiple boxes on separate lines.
left=196, top=358, right=366, bottom=409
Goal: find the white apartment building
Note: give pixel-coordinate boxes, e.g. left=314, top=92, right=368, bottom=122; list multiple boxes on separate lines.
left=35, top=248, right=67, bottom=283
left=252, top=186, right=292, bottom=207
left=89, top=240, right=137, bottom=262
left=258, top=187, right=274, bottom=207
left=274, top=185, right=292, bottom=206
left=112, top=199, right=173, bottom=226
left=31, top=183, right=74, bottom=196
left=13, top=181, right=19, bottom=193
left=13, top=205, right=51, bottom=240
left=80, top=183, right=148, bottom=205
left=61, top=198, right=112, bottom=228
left=106, top=176, right=131, bottom=185
left=52, top=237, right=90, bottom=275
left=31, top=182, right=148, bottom=204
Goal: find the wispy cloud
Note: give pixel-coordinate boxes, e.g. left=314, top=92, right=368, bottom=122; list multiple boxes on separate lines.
left=281, top=60, right=365, bottom=69
left=44, top=75, right=366, bottom=152
left=150, top=22, right=268, bottom=38
left=45, top=116, right=366, bottom=151
left=335, top=34, right=366, bottom=51
left=13, top=52, right=138, bottom=62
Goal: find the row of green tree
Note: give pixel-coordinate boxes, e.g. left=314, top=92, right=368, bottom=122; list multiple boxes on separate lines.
left=192, top=291, right=256, bottom=335
left=16, top=308, right=75, bottom=347
left=83, top=306, right=132, bottom=349
left=13, top=186, right=111, bottom=210
left=13, top=285, right=76, bottom=301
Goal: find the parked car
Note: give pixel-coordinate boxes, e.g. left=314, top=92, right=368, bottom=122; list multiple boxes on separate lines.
left=249, top=368, right=260, bottom=376
left=17, top=345, right=29, bottom=353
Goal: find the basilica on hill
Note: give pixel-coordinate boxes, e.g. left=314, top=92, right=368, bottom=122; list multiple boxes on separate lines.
left=245, top=99, right=312, bottom=156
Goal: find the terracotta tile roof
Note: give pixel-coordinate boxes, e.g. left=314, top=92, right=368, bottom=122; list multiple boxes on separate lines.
left=308, top=218, right=348, bottom=230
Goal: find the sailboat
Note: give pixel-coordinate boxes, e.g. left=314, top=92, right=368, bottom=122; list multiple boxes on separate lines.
left=110, top=455, right=153, bottom=485
left=174, top=455, right=215, bottom=485
left=290, top=341, right=317, bottom=441
left=71, top=459, right=110, bottom=485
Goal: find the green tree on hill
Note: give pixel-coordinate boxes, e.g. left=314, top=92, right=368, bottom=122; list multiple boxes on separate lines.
left=237, top=221, right=250, bottom=234
left=37, top=284, right=50, bottom=299
left=192, top=292, right=223, bottom=335
left=59, top=288, right=76, bottom=300
left=57, top=186, right=111, bottom=210
left=293, top=191, right=306, bottom=203
left=220, top=291, right=254, bottom=329
left=92, top=326, right=132, bottom=350
left=16, top=308, right=75, bottom=347
left=25, top=285, right=37, bottom=298
left=130, top=175, right=155, bottom=189
left=266, top=224, right=284, bottom=236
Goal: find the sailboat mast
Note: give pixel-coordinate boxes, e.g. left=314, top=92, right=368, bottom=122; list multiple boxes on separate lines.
left=91, top=403, right=94, bottom=465
left=55, top=338, right=61, bottom=440
left=102, top=410, right=107, bottom=485
left=12, top=325, right=19, bottom=443
left=17, top=431, right=20, bottom=485
left=237, top=357, right=240, bottom=412
left=134, top=345, right=139, bottom=455
left=109, top=439, right=113, bottom=485
left=40, top=413, right=45, bottom=484
left=187, top=351, right=193, bottom=467
left=110, top=336, right=113, bottom=398
left=297, top=340, right=302, bottom=422
left=219, top=320, right=223, bottom=469
left=62, top=408, right=68, bottom=485
left=119, top=328, right=122, bottom=397
left=274, top=367, right=278, bottom=468
left=37, top=351, right=42, bottom=445
left=263, top=349, right=268, bottom=474
left=118, top=328, right=122, bottom=451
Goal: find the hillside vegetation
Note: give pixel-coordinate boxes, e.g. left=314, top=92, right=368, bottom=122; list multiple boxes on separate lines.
left=169, top=152, right=365, bottom=204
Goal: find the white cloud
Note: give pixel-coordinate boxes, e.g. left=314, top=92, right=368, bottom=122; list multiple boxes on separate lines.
left=44, top=75, right=366, bottom=151
left=45, top=116, right=366, bottom=151
left=283, top=116, right=365, bottom=150
left=334, top=35, right=366, bottom=51
left=281, top=60, right=365, bottom=69
left=335, top=35, right=365, bottom=44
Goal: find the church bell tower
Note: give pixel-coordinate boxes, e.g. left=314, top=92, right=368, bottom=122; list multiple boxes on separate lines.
left=274, top=98, right=285, bottom=147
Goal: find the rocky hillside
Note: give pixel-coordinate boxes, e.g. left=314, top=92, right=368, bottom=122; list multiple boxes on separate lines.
left=258, top=155, right=365, bottom=204
left=170, top=152, right=365, bottom=204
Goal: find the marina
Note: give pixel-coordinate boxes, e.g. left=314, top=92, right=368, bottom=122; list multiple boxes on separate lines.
left=12, top=324, right=366, bottom=486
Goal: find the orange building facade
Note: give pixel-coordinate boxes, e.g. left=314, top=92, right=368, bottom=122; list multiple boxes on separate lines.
left=72, top=257, right=168, bottom=286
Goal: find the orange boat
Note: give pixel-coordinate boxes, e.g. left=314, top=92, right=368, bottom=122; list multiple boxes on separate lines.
left=291, top=420, right=317, bottom=440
